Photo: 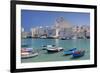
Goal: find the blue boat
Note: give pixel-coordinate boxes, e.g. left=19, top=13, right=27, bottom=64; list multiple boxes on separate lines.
left=68, top=48, right=77, bottom=51
left=72, top=50, right=85, bottom=58
left=63, top=48, right=77, bottom=55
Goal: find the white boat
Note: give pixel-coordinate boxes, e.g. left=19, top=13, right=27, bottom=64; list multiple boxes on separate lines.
left=44, top=45, right=64, bottom=52
left=21, top=52, right=38, bottom=59
left=21, top=48, right=38, bottom=59
left=47, top=47, right=63, bottom=52
left=21, top=48, right=33, bottom=52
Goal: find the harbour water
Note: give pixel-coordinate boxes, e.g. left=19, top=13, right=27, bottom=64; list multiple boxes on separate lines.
left=21, top=38, right=90, bottom=63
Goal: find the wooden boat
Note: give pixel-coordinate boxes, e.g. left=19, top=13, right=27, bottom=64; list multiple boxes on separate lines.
left=42, top=45, right=55, bottom=50
left=68, top=48, right=77, bottom=51
left=47, top=47, right=63, bottom=52
left=21, top=52, right=38, bottom=59
left=72, top=50, right=85, bottom=58
left=63, top=48, right=77, bottom=55
left=43, top=45, right=63, bottom=52
left=21, top=48, right=38, bottom=59
left=21, top=48, right=33, bottom=52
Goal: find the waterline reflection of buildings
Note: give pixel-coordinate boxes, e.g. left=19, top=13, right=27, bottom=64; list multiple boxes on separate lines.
left=55, top=39, right=59, bottom=46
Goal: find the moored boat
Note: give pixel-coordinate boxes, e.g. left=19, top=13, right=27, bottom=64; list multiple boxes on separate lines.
left=43, top=45, right=64, bottom=52
left=63, top=48, right=77, bottom=55
left=21, top=52, right=38, bottom=59
left=21, top=48, right=33, bottom=52
left=21, top=48, right=38, bottom=59
left=72, top=49, right=85, bottom=58
left=47, top=47, right=63, bottom=52
left=68, top=48, right=77, bottom=51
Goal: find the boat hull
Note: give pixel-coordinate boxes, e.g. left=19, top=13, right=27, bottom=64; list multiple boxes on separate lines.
left=21, top=53, right=38, bottom=59
left=63, top=51, right=73, bottom=55
left=47, top=49, right=63, bottom=52
left=63, top=48, right=77, bottom=55
left=72, top=50, right=85, bottom=58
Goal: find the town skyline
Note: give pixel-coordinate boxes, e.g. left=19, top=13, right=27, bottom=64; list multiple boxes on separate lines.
left=21, top=10, right=90, bottom=32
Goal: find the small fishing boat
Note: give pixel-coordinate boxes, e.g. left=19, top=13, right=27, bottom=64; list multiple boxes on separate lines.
left=63, top=48, right=77, bottom=55
left=43, top=45, right=63, bottom=52
left=21, top=48, right=33, bottom=52
left=42, top=45, right=55, bottom=50
left=21, top=48, right=38, bottom=59
left=72, top=49, right=85, bottom=58
left=47, top=47, right=63, bottom=52
left=21, top=52, right=38, bottom=59
left=68, top=48, right=77, bottom=51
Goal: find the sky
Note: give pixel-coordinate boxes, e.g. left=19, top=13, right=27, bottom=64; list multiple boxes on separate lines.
left=21, top=10, right=90, bottom=32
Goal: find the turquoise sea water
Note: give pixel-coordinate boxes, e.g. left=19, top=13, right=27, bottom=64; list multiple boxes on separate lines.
left=21, top=38, right=90, bottom=63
